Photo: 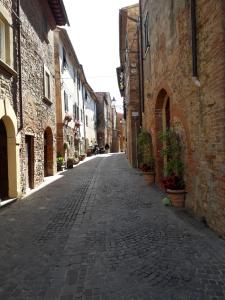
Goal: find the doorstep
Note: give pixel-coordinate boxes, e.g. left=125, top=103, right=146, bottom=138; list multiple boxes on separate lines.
left=0, top=198, right=17, bottom=208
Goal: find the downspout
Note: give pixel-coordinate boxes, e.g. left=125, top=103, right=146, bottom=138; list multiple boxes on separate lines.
left=139, top=0, right=144, bottom=118
left=17, top=0, right=23, bottom=130
left=191, top=0, right=200, bottom=86
left=137, top=24, right=142, bottom=127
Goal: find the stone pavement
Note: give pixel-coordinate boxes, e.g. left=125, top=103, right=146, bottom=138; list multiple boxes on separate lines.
left=0, top=153, right=225, bottom=300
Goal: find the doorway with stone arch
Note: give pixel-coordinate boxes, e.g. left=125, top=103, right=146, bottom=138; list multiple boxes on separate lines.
left=155, top=89, right=171, bottom=183
left=0, top=115, right=18, bottom=199
left=44, top=127, right=53, bottom=177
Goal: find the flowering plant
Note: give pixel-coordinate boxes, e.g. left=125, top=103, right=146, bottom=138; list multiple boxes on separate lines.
left=162, top=173, right=185, bottom=190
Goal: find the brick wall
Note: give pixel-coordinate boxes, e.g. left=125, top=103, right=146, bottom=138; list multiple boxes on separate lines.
left=141, top=0, right=225, bottom=237
left=119, top=4, right=140, bottom=167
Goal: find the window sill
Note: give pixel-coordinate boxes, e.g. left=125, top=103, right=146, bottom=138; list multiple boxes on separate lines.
left=43, top=96, right=53, bottom=105
left=0, top=60, right=17, bottom=77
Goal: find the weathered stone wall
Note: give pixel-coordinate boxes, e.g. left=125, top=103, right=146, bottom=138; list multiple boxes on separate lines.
left=0, top=1, right=22, bottom=197
left=141, top=0, right=225, bottom=237
left=19, top=0, right=57, bottom=192
left=0, top=0, right=18, bottom=112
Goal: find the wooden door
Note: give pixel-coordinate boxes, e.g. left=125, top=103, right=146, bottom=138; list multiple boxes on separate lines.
left=0, top=119, right=8, bottom=199
left=25, top=135, right=34, bottom=189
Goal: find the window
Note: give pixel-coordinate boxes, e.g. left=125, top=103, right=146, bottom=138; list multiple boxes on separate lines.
left=0, top=5, right=15, bottom=75
left=76, top=105, right=79, bottom=120
left=0, top=19, right=5, bottom=62
left=86, top=115, right=88, bottom=127
left=73, top=68, right=76, bottom=82
left=62, top=47, right=67, bottom=70
left=64, top=91, right=68, bottom=112
left=85, top=90, right=87, bottom=100
left=77, top=76, right=80, bottom=90
left=73, top=104, right=76, bottom=120
left=44, top=66, right=51, bottom=101
left=80, top=109, right=83, bottom=122
left=45, top=72, right=50, bottom=99
left=144, top=13, right=150, bottom=53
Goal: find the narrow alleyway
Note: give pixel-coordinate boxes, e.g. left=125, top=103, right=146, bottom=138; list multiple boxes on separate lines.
left=0, top=153, right=225, bottom=300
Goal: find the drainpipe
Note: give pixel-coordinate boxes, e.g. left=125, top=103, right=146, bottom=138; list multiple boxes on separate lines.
left=191, top=0, right=200, bottom=86
left=17, top=0, right=23, bottom=130
left=139, top=0, right=144, bottom=117
left=137, top=25, right=142, bottom=128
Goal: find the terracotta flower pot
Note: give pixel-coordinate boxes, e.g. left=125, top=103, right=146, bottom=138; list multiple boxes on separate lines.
left=166, top=189, right=185, bottom=208
left=143, top=171, right=155, bottom=185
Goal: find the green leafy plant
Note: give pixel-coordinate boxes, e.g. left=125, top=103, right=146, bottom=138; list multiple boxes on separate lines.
left=137, top=130, right=155, bottom=172
left=57, top=156, right=65, bottom=171
left=159, top=128, right=185, bottom=190
left=63, top=142, right=68, bottom=150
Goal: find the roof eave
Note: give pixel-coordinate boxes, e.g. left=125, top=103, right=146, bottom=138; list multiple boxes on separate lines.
left=48, top=0, right=70, bottom=26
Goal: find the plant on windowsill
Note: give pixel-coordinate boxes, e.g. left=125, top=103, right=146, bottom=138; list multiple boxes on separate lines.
left=74, top=120, right=81, bottom=127
left=159, top=128, right=185, bottom=207
left=64, top=112, right=72, bottom=123
left=137, top=130, right=155, bottom=184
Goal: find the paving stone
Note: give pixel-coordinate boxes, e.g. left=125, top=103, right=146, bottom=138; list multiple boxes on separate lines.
left=0, top=154, right=225, bottom=299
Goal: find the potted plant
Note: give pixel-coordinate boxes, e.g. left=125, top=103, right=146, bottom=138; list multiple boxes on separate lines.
left=73, top=151, right=80, bottom=165
left=74, top=120, right=81, bottom=128
left=160, top=128, right=185, bottom=207
left=137, top=130, right=155, bottom=184
left=64, top=112, right=72, bottom=123
left=57, top=156, right=65, bottom=171
left=79, top=152, right=86, bottom=161
left=67, top=157, right=75, bottom=169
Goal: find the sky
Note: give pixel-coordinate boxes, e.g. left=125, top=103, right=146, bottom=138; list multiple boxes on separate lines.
left=63, top=0, right=138, bottom=112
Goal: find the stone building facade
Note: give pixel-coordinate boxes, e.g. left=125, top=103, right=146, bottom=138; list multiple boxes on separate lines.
left=84, top=87, right=97, bottom=152
left=0, top=0, right=68, bottom=198
left=95, top=92, right=113, bottom=151
left=0, top=0, right=20, bottom=199
left=111, top=102, right=125, bottom=153
left=54, top=28, right=81, bottom=160
left=54, top=27, right=98, bottom=161
left=118, top=4, right=140, bottom=167
left=111, top=101, right=119, bottom=153
left=139, top=0, right=225, bottom=237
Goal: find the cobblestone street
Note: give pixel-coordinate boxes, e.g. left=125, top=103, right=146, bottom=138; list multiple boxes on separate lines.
left=0, top=153, right=225, bottom=300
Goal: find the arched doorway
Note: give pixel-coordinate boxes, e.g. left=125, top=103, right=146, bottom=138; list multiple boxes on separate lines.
left=155, top=89, right=171, bottom=182
left=0, top=119, right=9, bottom=199
left=44, top=127, right=53, bottom=177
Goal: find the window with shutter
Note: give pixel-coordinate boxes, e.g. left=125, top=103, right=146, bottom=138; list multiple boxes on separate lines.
left=43, top=65, right=51, bottom=102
